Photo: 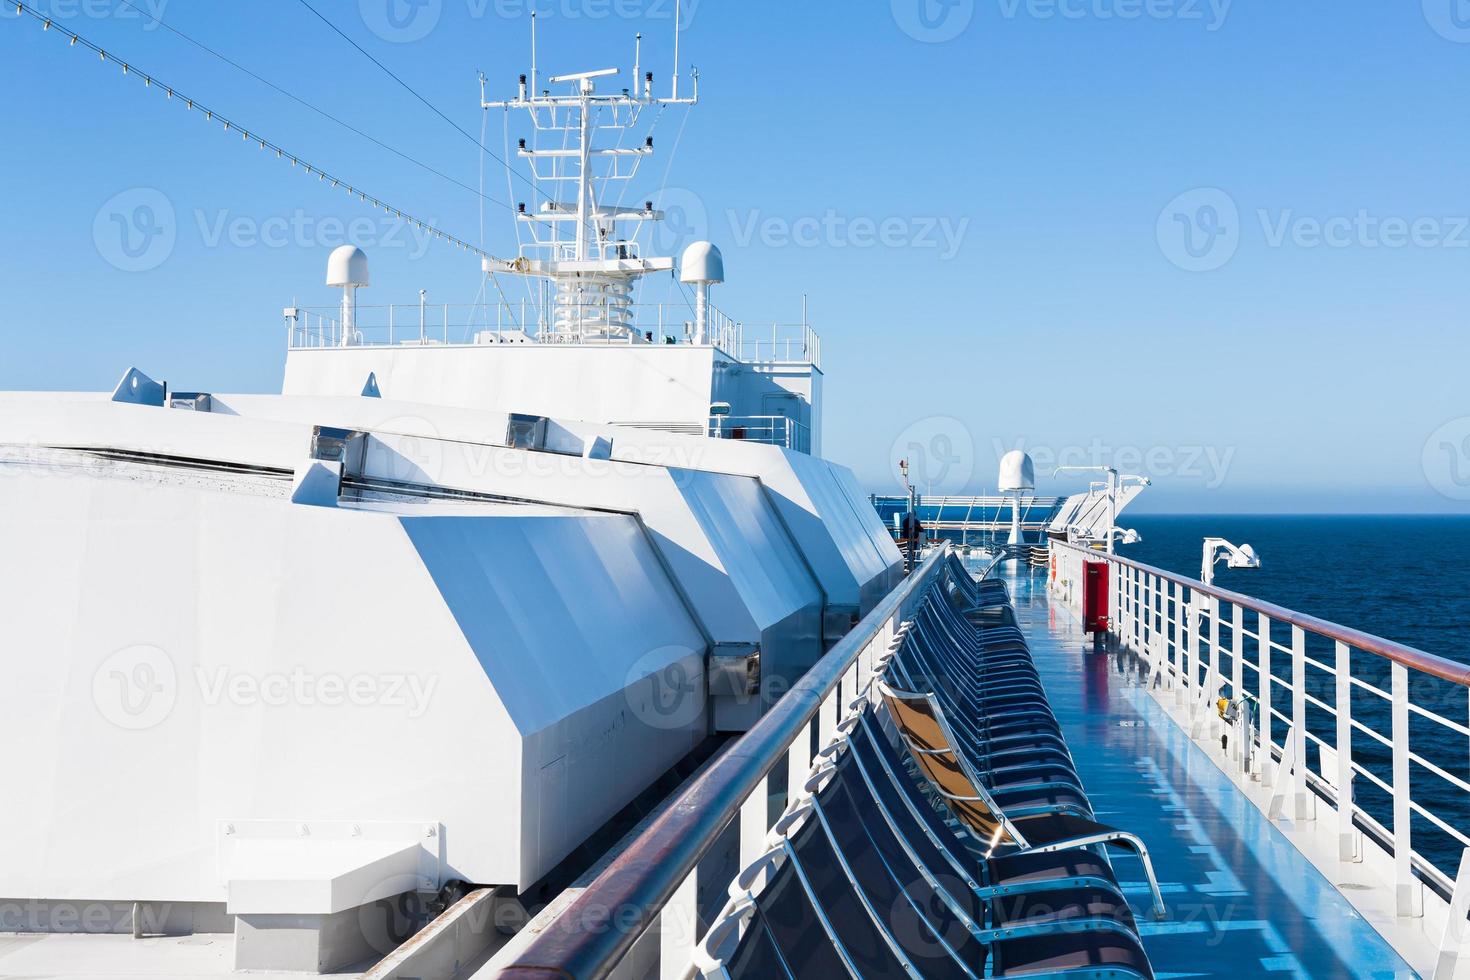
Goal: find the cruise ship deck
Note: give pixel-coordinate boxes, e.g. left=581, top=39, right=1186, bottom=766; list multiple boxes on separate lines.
left=492, top=541, right=1470, bottom=980
left=998, top=564, right=1417, bottom=979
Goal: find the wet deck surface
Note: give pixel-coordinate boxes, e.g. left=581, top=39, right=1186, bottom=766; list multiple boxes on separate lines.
left=1003, top=564, right=1418, bottom=980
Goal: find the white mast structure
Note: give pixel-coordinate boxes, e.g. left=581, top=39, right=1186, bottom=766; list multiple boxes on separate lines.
left=482, top=15, right=698, bottom=343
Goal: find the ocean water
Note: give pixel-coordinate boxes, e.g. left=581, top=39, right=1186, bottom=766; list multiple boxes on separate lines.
left=1115, top=514, right=1470, bottom=879
left=1122, top=515, right=1470, bottom=664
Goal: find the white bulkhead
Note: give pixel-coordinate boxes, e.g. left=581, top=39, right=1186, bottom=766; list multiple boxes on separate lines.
left=0, top=440, right=704, bottom=897
left=0, top=381, right=890, bottom=906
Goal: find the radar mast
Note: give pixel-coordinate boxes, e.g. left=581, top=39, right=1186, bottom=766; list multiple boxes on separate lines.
left=482, top=12, right=698, bottom=343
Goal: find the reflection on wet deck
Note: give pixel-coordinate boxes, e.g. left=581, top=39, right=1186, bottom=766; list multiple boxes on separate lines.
left=1005, top=565, right=1418, bottom=979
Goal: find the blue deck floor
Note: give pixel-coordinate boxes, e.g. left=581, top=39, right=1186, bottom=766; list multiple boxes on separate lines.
left=1001, top=564, right=1418, bottom=980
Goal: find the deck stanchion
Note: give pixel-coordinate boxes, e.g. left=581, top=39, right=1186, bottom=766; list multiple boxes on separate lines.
left=1128, top=565, right=1138, bottom=653
left=1146, top=575, right=1158, bottom=681
left=1207, top=595, right=1221, bottom=743
left=1268, top=724, right=1300, bottom=820
left=1181, top=582, right=1194, bottom=712
left=1335, top=640, right=1358, bottom=861
left=1259, top=613, right=1273, bottom=786
left=658, top=868, right=698, bottom=980
left=1138, top=569, right=1149, bottom=665
left=1231, top=603, right=1245, bottom=767
left=818, top=689, right=837, bottom=747
left=1152, top=571, right=1163, bottom=683
left=1291, top=626, right=1312, bottom=821
left=1391, top=662, right=1423, bottom=917
left=738, top=774, right=769, bottom=869
left=1171, top=581, right=1184, bottom=704
left=787, top=718, right=811, bottom=805
left=1431, top=848, right=1470, bottom=979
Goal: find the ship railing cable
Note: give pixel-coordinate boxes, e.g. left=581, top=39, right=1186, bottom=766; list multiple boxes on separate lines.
left=1049, top=540, right=1470, bottom=929
left=291, top=0, right=547, bottom=209
left=6, top=2, right=499, bottom=263
left=105, top=0, right=512, bottom=212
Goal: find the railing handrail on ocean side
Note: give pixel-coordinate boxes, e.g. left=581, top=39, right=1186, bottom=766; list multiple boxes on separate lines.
left=1054, top=543, right=1470, bottom=686
left=493, top=546, right=952, bottom=979
left=1050, top=540, right=1470, bottom=968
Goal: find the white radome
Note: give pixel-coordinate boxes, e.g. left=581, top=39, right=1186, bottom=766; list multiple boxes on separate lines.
left=679, top=241, right=725, bottom=284
left=998, top=450, right=1036, bottom=492
left=326, top=244, right=371, bottom=288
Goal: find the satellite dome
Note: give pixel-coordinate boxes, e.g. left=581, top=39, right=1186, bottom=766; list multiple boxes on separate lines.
left=678, top=241, right=724, bottom=285
left=326, top=245, right=370, bottom=288
left=998, top=450, right=1036, bottom=492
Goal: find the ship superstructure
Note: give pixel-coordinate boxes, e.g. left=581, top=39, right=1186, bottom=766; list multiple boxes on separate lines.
left=283, top=42, right=821, bottom=454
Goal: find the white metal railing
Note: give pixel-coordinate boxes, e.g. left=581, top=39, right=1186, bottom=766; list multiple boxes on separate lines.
left=1050, top=541, right=1470, bottom=951
left=732, top=323, right=822, bottom=367
left=282, top=302, right=820, bottom=368
left=490, top=546, right=951, bottom=978
left=709, top=415, right=811, bottom=453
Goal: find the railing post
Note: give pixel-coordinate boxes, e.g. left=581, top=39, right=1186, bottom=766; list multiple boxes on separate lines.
left=1335, top=640, right=1358, bottom=861
left=739, top=773, right=770, bottom=869
left=1258, top=613, right=1272, bottom=785
left=1391, top=661, right=1423, bottom=917
left=1173, top=581, right=1187, bottom=706
left=1290, top=626, right=1313, bottom=820
left=1207, top=595, right=1221, bottom=742
left=1147, top=571, right=1160, bottom=686
left=787, top=717, right=811, bottom=806
left=1154, top=574, right=1168, bottom=691
left=1231, top=603, right=1244, bottom=767
left=1431, top=848, right=1470, bottom=979
left=1268, top=724, right=1300, bottom=820
left=818, top=688, right=837, bottom=748
left=1179, top=583, right=1191, bottom=708
left=658, top=868, right=698, bottom=980
left=1136, top=567, right=1145, bottom=659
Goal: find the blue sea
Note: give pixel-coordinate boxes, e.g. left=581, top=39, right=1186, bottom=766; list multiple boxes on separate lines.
left=1122, top=515, right=1470, bottom=664
left=1115, top=514, right=1470, bottom=879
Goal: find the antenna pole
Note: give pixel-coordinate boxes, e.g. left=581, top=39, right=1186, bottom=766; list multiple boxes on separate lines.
left=634, top=33, right=642, bottom=98
left=530, top=12, right=538, bottom=99
left=672, top=0, right=681, bottom=101
left=575, top=79, right=592, bottom=260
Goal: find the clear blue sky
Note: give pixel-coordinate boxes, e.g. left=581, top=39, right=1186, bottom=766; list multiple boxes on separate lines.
left=2, top=1, right=1468, bottom=513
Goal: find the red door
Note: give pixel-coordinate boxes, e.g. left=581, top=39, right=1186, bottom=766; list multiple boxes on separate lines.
left=1083, top=561, right=1110, bottom=634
